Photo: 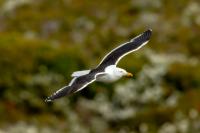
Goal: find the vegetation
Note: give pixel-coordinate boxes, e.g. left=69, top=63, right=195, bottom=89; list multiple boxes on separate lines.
left=0, top=0, right=199, bottom=132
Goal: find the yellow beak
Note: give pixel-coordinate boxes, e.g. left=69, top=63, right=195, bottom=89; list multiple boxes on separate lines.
left=125, top=72, right=133, bottom=78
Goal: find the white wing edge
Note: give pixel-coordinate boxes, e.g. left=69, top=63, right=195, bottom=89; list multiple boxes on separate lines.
left=114, top=40, right=149, bottom=65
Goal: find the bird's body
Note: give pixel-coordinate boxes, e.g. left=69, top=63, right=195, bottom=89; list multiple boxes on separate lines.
left=96, top=65, right=130, bottom=83
left=45, top=29, right=152, bottom=102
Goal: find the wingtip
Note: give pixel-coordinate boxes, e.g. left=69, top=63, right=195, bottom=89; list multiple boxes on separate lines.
left=147, top=28, right=152, bottom=32
left=45, top=97, right=52, bottom=102
left=130, top=29, right=152, bottom=42
left=143, top=28, right=152, bottom=39
left=145, top=28, right=152, bottom=34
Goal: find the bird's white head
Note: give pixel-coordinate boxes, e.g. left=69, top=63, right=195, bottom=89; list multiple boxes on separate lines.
left=115, top=68, right=133, bottom=78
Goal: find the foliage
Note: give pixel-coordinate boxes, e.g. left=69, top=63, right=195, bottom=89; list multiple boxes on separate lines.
left=0, top=0, right=199, bottom=132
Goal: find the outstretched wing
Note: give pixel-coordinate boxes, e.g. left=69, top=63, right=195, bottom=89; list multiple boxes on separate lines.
left=45, top=73, right=97, bottom=102
left=97, top=29, right=152, bottom=68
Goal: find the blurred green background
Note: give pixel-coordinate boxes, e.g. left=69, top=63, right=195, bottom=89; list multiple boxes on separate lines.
left=0, top=0, right=200, bottom=133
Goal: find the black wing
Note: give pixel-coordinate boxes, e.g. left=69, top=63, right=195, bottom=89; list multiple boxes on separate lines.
left=45, top=73, right=96, bottom=102
left=97, top=29, right=152, bottom=68
left=45, top=86, right=71, bottom=102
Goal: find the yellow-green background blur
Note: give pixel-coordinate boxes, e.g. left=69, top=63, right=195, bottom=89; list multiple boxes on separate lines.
left=0, top=0, right=200, bottom=133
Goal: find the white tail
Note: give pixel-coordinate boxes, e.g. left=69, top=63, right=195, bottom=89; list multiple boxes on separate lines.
left=71, top=70, right=91, bottom=77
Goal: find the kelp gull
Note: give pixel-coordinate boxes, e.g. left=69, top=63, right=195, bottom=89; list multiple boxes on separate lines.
left=45, top=29, right=152, bottom=102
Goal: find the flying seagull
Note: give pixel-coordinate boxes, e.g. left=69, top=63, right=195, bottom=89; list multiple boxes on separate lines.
left=45, top=29, right=152, bottom=102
